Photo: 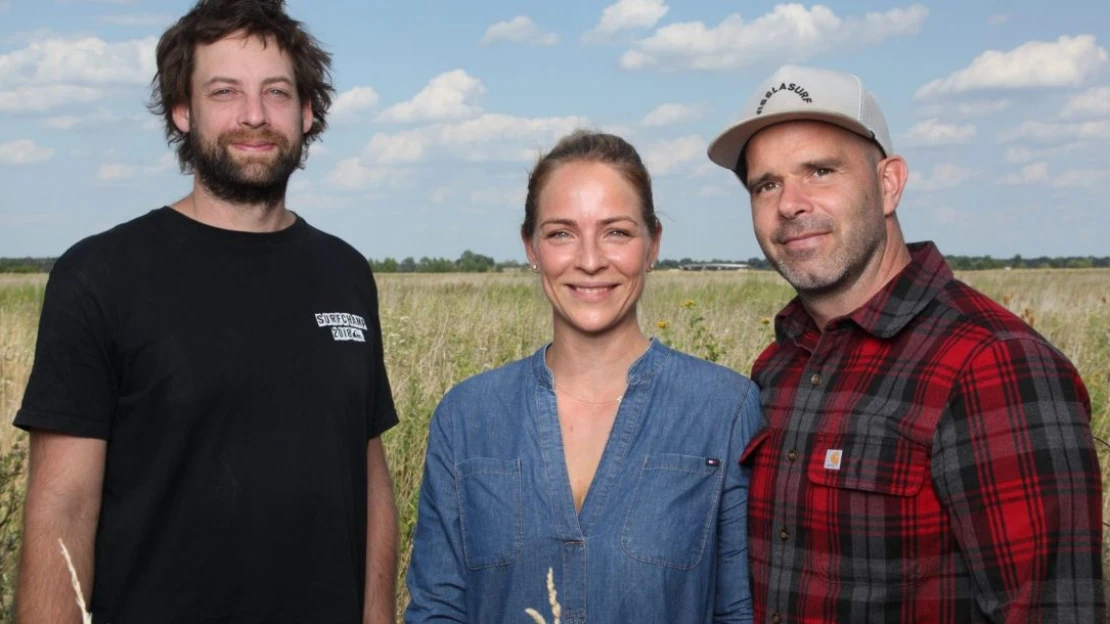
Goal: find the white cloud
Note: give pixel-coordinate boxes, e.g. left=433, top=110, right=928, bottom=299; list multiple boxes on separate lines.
left=641, top=102, right=704, bottom=126
left=41, top=108, right=121, bottom=129
left=995, top=161, right=1110, bottom=188
left=955, top=99, right=1010, bottom=116
left=363, top=131, right=426, bottom=164
left=0, top=35, right=157, bottom=85
left=1004, top=142, right=1088, bottom=164
left=915, top=35, right=1109, bottom=99
left=583, top=0, right=669, bottom=42
left=96, top=13, right=173, bottom=27
left=331, top=86, right=380, bottom=118
left=903, top=119, right=976, bottom=146
left=0, top=84, right=103, bottom=112
left=0, top=139, right=54, bottom=165
left=998, top=161, right=1050, bottom=185
left=356, top=113, right=591, bottom=166
left=97, top=162, right=137, bottom=181
left=907, top=163, right=977, bottom=191
left=144, top=152, right=176, bottom=175
left=642, top=135, right=705, bottom=175
left=480, top=16, right=559, bottom=46
left=619, top=4, right=927, bottom=71
left=96, top=153, right=175, bottom=180
left=998, top=120, right=1110, bottom=143
left=988, top=14, right=1008, bottom=26
left=327, top=158, right=401, bottom=190
left=436, top=113, right=589, bottom=149
left=1062, top=86, right=1110, bottom=118
left=376, top=70, right=486, bottom=123
left=1052, top=168, right=1110, bottom=188
left=431, top=187, right=453, bottom=203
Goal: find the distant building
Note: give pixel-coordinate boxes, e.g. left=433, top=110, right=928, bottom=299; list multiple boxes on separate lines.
left=679, top=263, right=749, bottom=272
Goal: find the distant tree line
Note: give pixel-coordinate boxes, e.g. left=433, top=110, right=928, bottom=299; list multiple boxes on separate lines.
left=0, top=257, right=55, bottom=273
left=370, top=250, right=520, bottom=273
left=4, top=254, right=1110, bottom=274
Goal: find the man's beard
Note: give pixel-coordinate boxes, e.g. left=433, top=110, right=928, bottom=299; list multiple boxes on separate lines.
left=760, top=182, right=886, bottom=297
left=190, top=128, right=302, bottom=207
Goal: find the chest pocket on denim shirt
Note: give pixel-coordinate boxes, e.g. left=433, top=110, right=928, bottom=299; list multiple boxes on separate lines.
left=806, top=433, right=932, bottom=586
left=621, top=453, right=724, bottom=570
left=456, top=457, right=523, bottom=570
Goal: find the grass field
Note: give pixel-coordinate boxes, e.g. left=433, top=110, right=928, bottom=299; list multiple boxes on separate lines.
left=1, top=268, right=1108, bottom=620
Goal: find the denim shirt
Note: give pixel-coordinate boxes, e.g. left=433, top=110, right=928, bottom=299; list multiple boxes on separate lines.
left=405, top=340, right=761, bottom=623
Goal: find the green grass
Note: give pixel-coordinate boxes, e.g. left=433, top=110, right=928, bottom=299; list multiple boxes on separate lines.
left=0, top=269, right=1107, bottom=621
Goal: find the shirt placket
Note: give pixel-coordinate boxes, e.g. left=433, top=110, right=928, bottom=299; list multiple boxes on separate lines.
left=767, top=333, right=835, bottom=623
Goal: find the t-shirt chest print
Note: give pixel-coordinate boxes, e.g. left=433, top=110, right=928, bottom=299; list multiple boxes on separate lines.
left=314, top=312, right=368, bottom=342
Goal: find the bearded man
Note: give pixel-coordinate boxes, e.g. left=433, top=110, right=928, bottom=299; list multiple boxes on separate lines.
left=14, top=2, right=399, bottom=622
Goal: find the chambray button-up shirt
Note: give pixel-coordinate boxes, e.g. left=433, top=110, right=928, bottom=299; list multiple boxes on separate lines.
left=405, top=340, right=761, bottom=623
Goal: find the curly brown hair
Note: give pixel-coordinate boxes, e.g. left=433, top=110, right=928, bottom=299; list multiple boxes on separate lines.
left=149, top=0, right=334, bottom=172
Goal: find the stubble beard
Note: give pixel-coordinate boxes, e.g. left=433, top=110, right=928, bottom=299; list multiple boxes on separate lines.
left=763, top=185, right=886, bottom=297
left=190, top=127, right=302, bottom=208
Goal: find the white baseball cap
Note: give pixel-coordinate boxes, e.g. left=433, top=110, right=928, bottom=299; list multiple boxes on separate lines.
left=707, top=65, right=893, bottom=182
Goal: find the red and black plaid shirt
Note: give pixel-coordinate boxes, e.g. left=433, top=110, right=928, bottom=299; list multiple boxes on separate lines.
left=746, top=242, right=1104, bottom=623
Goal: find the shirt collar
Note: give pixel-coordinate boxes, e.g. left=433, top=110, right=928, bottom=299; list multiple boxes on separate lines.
left=774, top=241, right=953, bottom=343
left=531, top=337, right=669, bottom=389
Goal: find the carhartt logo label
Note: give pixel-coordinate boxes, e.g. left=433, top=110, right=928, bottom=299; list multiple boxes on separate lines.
left=824, top=449, right=842, bottom=471
left=755, top=81, right=813, bottom=115
left=315, top=312, right=367, bottom=343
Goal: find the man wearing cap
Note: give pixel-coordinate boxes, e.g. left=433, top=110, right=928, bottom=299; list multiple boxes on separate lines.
left=708, top=65, right=1104, bottom=622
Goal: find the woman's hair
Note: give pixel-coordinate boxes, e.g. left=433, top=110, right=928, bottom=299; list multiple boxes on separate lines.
left=523, top=130, right=660, bottom=238
left=148, top=0, right=334, bottom=172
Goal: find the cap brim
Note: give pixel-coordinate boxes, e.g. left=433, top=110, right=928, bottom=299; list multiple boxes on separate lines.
left=707, top=111, right=879, bottom=173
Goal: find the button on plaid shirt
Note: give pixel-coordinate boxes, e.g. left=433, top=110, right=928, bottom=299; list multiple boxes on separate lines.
left=746, top=242, right=1104, bottom=623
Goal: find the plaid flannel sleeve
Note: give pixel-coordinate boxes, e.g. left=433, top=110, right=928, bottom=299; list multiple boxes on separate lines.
left=932, top=336, right=1105, bottom=623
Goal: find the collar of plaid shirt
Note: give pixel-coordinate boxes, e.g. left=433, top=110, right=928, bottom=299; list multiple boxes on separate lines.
left=746, top=241, right=1104, bottom=623
left=773, top=241, right=952, bottom=344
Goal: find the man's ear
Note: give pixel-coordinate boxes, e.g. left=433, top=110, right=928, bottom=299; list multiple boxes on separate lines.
left=172, top=103, right=191, bottom=134
left=302, top=99, right=313, bottom=135
left=877, top=155, right=909, bottom=217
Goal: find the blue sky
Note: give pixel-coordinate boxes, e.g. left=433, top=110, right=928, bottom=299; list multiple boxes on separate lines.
left=1, top=0, right=1108, bottom=262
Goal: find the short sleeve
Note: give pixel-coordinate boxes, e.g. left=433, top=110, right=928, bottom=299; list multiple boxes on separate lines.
left=363, top=269, right=397, bottom=440
left=14, top=255, right=117, bottom=439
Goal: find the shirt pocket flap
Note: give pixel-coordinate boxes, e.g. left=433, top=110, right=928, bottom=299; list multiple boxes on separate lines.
left=806, top=434, right=928, bottom=497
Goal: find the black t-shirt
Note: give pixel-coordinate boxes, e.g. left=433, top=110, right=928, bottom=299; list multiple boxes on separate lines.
left=16, top=207, right=398, bottom=623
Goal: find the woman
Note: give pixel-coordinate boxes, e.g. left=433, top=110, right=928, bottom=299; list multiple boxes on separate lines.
left=405, top=131, right=761, bottom=623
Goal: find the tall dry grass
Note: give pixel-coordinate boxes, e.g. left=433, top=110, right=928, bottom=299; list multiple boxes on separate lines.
left=0, top=269, right=1107, bottom=621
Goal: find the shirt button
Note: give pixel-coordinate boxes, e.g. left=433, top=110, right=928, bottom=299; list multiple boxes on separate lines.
left=787, top=449, right=799, bottom=462
left=810, top=373, right=821, bottom=385
left=771, top=613, right=782, bottom=623
left=779, top=527, right=790, bottom=542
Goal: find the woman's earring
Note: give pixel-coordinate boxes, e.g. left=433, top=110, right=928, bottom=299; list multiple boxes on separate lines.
left=530, top=264, right=538, bottom=272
